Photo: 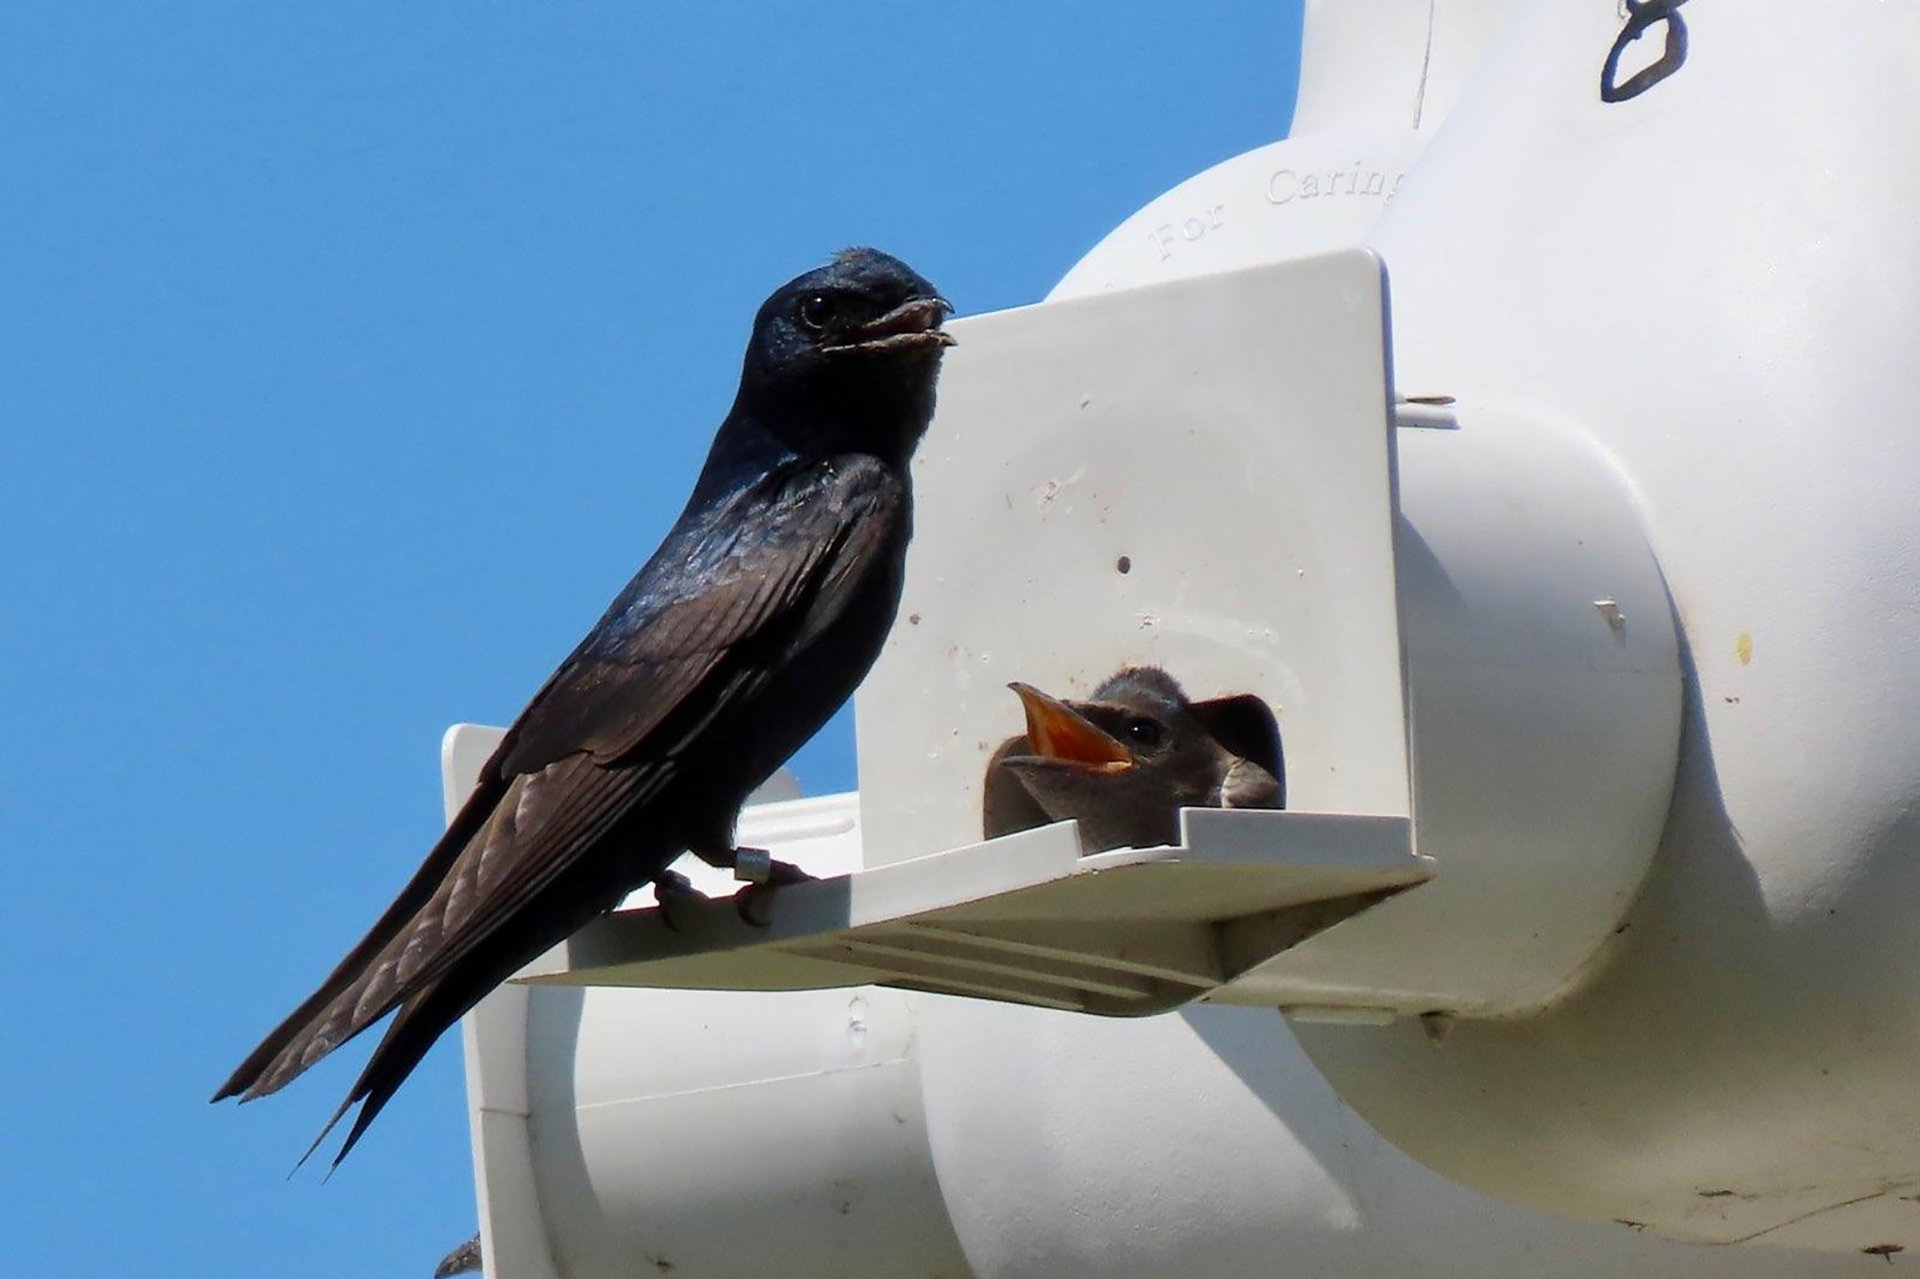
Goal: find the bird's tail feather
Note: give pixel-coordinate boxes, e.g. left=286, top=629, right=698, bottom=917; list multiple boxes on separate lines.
left=309, top=912, right=553, bottom=1169
left=212, top=771, right=509, bottom=1104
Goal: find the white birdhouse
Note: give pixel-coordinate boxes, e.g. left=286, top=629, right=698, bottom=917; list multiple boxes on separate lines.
left=448, top=2, right=1920, bottom=1275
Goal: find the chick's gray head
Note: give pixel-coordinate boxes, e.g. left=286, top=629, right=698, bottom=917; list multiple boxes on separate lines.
left=985, top=666, right=1284, bottom=853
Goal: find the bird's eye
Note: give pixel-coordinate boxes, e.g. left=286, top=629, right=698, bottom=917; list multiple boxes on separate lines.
left=1124, top=718, right=1164, bottom=748
left=797, top=293, right=837, bottom=331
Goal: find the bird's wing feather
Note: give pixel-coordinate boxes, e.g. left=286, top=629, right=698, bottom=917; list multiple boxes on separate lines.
left=1218, top=757, right=1283, bottom=810
left=499, top=455, right=902, bottom=775
left=222, top=454, right=906, bottom=1104
left=386, top=454, right=907, bottom=997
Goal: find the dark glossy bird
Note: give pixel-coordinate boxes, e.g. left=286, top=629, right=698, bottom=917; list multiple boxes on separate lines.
left=213, top=248, right=954, bottom=1166
left=983, top=666, right=1284, bottom=852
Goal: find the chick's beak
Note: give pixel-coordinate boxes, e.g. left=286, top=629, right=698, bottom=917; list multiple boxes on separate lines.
left=1008, top=683, right=1133, bottom=772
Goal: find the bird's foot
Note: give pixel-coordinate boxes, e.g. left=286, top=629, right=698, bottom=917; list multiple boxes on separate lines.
left=690, top=845, right=816, bottom=926
left=433, top=1234, right=483, bottom=1278
left=733, top=857, right=817, bottom=927
left=652, top=868, right=711, bottom=933
left=691, top=843, right=774, bottom=881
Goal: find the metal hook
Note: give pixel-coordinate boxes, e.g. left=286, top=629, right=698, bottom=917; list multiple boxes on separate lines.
left=1601, top=0, right=1691, bottom=104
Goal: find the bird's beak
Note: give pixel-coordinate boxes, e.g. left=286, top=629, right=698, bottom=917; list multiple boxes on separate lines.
left=1007, top=683, right=1134, bottom=773
left=833, top=296, right=957, bottom=353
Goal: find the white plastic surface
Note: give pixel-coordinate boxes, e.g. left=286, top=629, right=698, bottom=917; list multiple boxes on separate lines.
left=1290, top=0, right=1512, bottom=139
left=860, top=249, right=1410, bottom=860
left=451, top=803, right=1860, bottom=1279
left=452, top=0, right=1920, bottom=1269
left=519, top=809, right=1425, bottom=1015
left=1284, top=0, right=1920, bottom=1250
left=1048, top=132, right=1426, bottom=300
left=1048, top=1, right=1512, bottom=302
left=862, top=251, right=1677, bottom=1017
left=1239, top=403, right=1680, bottom=1013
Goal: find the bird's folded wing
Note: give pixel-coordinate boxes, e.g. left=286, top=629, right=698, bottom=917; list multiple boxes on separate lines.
left=376, top=456, right=905, bottom=1004
left=500, top=453, right=905, bottom=776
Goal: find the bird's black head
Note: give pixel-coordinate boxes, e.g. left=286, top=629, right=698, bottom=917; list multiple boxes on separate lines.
left=1070, top=666, right=1196, bottom=762
left=735, top=247, right=954, bottom=465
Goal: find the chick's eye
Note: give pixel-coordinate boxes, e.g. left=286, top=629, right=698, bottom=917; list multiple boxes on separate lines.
left=1124, top=718, right=1164, bottom=748
left=797, top=293, right=837, bottom=331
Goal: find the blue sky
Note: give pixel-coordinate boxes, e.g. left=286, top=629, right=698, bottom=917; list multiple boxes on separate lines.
left=0, top=6, right=1301, bottom=1274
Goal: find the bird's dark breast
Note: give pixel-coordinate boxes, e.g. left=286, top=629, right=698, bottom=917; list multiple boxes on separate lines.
left=675, top=536, right=906, bottom=846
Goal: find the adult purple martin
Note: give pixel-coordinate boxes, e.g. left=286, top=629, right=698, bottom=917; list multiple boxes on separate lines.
left=213, top=248, right=954, bottom=1166
left=982, top=666, right=1284, bottom=852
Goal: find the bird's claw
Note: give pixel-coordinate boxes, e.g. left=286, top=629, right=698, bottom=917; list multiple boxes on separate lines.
left=433, top=1234, right=483, bottom=1278
left=653, top=869, right=711, bottom=933
left=688, top=845, right=813, bottom=925
left=733, top=858, right=817, bottom=927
